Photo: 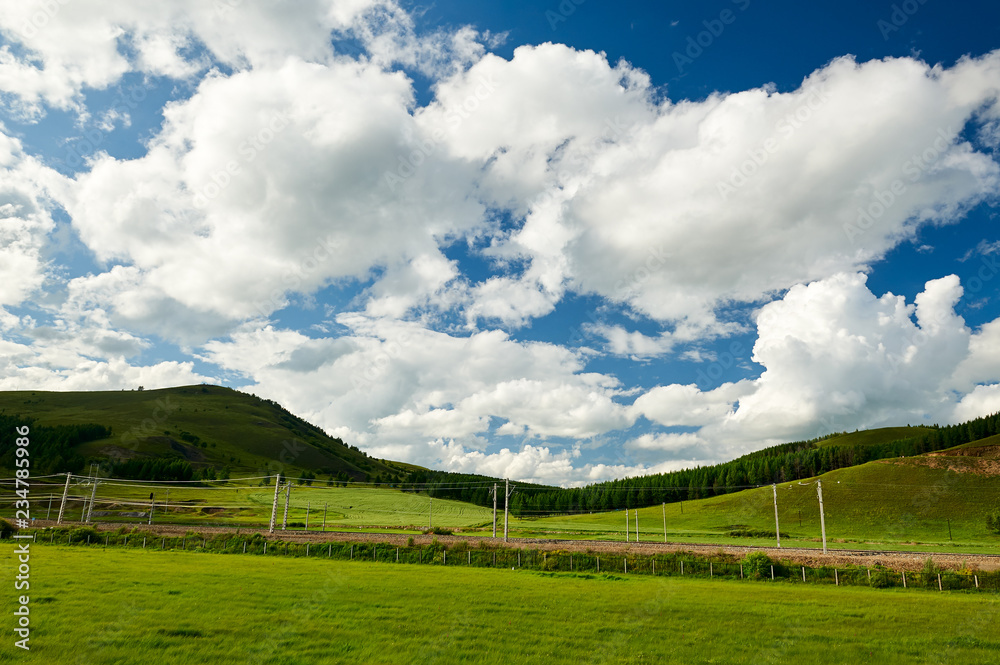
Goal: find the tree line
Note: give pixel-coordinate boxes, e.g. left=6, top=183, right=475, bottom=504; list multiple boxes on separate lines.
left=0, top=415, right=110, bottom=474
left=505, top=412, right=1000, bottom=516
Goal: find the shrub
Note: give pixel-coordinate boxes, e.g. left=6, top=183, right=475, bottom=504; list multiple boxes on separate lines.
left=406, top=536, right=415, bottom=547
left=987, top=510, right=1000, bottom=535
left=71, top=526, right=100, bottom=543
left=743, top=551, right=772, bottom=579
left=868, top=568, right=892, bottom=588
left=0, top=519, right=14, bottom=539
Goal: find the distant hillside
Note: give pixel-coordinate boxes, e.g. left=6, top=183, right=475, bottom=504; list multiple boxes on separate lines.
left=814, top=426, right=935, bottom=448
left=0, top=385, right=404, bottom=483
left=509, top=412, right=1000, bottom=516
left=0, top=386, right=558, bottom=499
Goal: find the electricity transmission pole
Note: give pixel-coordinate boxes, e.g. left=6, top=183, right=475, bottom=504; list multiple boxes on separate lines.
left=305, top=501, right=310, bottom=531
left=772, top=483, right=781, bottom=548
left=282, top=482, right=291, bottom=530
left=503, top=479, right=512, bottom=542
left=817, top=480, right=827, bottom=554
left=429, top=497, right=433, bottom=529
left=662, top=503, right=667, bottom=543
left=86, top=466, right=99, bottom=523
left=148, top=494, right=155, bottom=526
left=57, top=473, right=71, bottom=524
left=625, top=510, right=629, bottom=542
left=634, top=509, right=639, bottom=542
left=81, top=464, right=96, bottom=522
left=268, top=473, right=282, bottom=533
left=492, top=483, right=497, bottom=538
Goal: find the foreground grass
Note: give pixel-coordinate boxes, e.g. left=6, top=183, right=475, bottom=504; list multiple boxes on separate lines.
left=2, top=547, right=998, bottom=664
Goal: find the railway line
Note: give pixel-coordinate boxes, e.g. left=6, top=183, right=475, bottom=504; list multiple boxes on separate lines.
left=24, top=519, right=1000, bottom=571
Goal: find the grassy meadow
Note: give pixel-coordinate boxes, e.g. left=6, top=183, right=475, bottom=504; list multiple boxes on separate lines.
left=509, top=461, right=1000, bottom=552
left=25, top=481, right=493, bottom=531
left=16, top=451, right=1000, bottom=552
left=1, top=546, right=997, bottom=664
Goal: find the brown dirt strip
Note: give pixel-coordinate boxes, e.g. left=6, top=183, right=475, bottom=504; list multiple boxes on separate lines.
left=30, top=520, right=1000, bottom=572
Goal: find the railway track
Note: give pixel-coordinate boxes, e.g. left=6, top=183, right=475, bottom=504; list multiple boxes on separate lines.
left=25, top=519, right=1000, bottom=569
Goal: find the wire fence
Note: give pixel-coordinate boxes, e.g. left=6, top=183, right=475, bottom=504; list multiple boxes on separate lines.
left=9, top=527, right=999, bottom=594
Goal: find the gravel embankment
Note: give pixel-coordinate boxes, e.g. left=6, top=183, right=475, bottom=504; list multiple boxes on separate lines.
left=30, top=520, right=1000, bottom=572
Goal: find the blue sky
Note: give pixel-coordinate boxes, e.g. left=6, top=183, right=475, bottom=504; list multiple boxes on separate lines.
left=1, top=0, right=999, bottom=485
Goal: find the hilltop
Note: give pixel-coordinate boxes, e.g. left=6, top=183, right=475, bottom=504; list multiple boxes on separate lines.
left=0, top=385, right=405, bottom=483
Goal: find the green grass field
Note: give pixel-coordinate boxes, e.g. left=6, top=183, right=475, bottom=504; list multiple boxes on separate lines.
left=2, top=547, right=997, bottom=664
left=504, top=442, right=1000, bottom=552
left=24, top=481, right=493, bottom=531
left=15, top=450, right=1000, bottom=552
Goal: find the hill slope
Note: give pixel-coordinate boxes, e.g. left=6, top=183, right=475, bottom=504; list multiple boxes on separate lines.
left=0, top=385, right=402, bottom=482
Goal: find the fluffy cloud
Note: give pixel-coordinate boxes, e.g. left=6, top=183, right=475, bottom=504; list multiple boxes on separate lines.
left=0, top=126, right=62, bottom=307
left=430, top=48, right=1000, bottom=332
left=59, top=56, right=485, bottom=339
left=636, top=273, right=1000, bottom=461
left=0, top=0, right=438, bottom=114
left=202, top=316, right=633, bottom=453
left=4, top=2, right=1000, bottom=486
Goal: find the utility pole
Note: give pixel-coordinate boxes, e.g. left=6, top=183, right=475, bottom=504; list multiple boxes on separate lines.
left=429, top=497, right=433, bottom=530
left=625, top=510, right=629, bottom=542
left=268, top=473, right=281, bottom=533
left=492, top=483, right=497, bottom=538
left=772, top=483, right=781, bottom=548
left=662, top=503, right=667, bottom=543
left=164, top=489, right=169, bottom=518
left=817, top=480, right=827, bottom=554
left=282, top=481, right=291, bottom=530
left=305, top=501, right=310, bottom=531
left=80, top=464, right=95, bottom=522
left=148, top=494, right=155, bottom=526
left=46, top=494, right=53, bottom=520
left=56, top=473, right=71, bottom=524
left=86, top=469, right=98, bottom=523
left=322, top=503, right=327, bottom=532
left=634, top=509, right=639, bottom=542
left=503, top=479, right=511, bottom=542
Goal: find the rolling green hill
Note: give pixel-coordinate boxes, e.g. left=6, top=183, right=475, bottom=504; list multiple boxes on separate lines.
left=512, top=442, right=1000, bottom=551
left=814, top=426, right=935, bottom=448
left=0, top=385, right=403, bottom=482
